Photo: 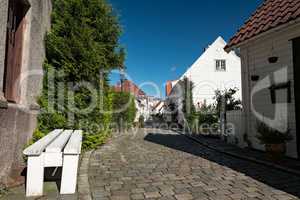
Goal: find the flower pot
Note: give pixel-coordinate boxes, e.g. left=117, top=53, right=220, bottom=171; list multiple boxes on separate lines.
left=265, top=143, right=286, bottom=161
left=251, top=75, right=260, bottom=81
left=268, top=56, right=278, bottom=63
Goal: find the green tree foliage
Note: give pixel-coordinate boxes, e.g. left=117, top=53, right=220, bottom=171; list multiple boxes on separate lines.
left=214, top=88, right=242, bottom=115
left=36, top=0, right=125, bottom=150
left=196, top=104, right=218, bottom=126
left=138, top=115, right=145, bottom=128
left=180, top=77, right=196, bottom=125
left=112, top=91, right=137, bottom=130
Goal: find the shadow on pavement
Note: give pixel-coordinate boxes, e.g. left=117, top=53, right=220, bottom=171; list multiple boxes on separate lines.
left=144, top=132, right=300, bottom=198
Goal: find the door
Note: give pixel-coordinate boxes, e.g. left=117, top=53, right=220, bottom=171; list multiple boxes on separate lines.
left=293, top=37, right=300, bottom=159
left=4, top=0, right=28, bottom=103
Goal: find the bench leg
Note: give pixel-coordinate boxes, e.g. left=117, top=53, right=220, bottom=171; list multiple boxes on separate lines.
left=60, top=155, right=79, bottom=194
left=26, top=155, right=44, bottom=197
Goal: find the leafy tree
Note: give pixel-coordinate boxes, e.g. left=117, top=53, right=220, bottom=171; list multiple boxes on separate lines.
left=180, top=77, right=196, bottom=125
left=36, top=0, right=125, bottom=150
left=112, top=92, right=137, bottom=130
left=214, top=88, right=242, bottom=115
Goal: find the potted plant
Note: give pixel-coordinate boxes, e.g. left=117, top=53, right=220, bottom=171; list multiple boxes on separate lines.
left=139, top=115, right=145, bottom=128
left=251, top=75, right=260, bottom=81
left=256, top=122, right=293, bottom=161
left=268, top=56, right=279, bottom=63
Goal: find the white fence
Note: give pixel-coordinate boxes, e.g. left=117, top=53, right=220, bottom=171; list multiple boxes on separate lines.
left=226, top=110, right=247, bottom=148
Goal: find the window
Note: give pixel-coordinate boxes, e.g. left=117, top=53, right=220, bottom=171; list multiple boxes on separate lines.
left=216, top=60, right=226, bottom=71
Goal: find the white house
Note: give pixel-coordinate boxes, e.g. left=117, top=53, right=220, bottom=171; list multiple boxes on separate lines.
left=167, top=37, right=241, bottom=109
left=225, top=0, right=300, bottom=159
left=165, top=37, right=241, bottom=122
left=183, top=36, right=241, bottom=106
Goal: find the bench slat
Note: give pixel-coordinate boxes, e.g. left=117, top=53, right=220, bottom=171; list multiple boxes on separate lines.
left=45, top=130, right=73, bottom=153
left=64, top=130, right=82, bottom=155
left=23, top=129, right=63, bottom=156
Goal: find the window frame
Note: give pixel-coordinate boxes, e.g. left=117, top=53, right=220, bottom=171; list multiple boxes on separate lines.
left=215, top=59, right=226, bottom=72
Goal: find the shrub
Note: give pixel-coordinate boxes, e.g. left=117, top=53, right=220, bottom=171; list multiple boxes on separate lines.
left=214, top=88, right=242, bottom=115
left=0, top=184, right=8, bottom=198
left=139, top=115, right=145, bottom=128
left=112, top=91, right=137, bottom=129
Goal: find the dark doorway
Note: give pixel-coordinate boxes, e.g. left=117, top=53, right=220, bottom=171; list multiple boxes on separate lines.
left=4, top=0, right=29, bottom=103
left=293, top=37, right=300, bottom=159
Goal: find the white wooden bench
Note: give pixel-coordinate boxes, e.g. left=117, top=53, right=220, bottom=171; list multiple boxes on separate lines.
left=23, top=129, right=82, bottom=197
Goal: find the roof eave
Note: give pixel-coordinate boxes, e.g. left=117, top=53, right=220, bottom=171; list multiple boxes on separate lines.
left=224, top=43, right=240, bottom=53
left=224, top=18, right=300, bottom=53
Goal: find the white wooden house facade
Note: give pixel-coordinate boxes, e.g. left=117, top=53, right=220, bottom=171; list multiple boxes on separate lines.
left=225, top=0, right=300, bottom=158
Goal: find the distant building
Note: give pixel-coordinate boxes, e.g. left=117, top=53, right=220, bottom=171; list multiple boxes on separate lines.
left=165, top=80, right=178, bottom=97
left=225, top=0, right=300, bottom=159
left=152, top=101, right=165, bottom=115
left=113, top=80, right=155, bottom=122
left=113, top=79, right=146, bottom=97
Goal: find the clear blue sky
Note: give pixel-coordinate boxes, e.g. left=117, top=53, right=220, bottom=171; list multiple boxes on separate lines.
left=108, top=0, right=263, bottom=98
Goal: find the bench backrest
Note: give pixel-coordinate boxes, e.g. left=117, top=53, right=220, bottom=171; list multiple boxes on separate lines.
left=23, top=129, right=82, bottom=156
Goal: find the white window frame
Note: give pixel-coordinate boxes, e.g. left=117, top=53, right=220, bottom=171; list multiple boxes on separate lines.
left=215, top=59, right=226, bottom=71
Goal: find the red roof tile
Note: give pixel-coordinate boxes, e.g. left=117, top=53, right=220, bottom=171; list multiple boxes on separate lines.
left=226, top=0, right=300, bottom=49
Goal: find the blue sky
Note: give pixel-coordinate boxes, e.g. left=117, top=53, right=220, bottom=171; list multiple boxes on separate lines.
left=108, top=0, right=263, bottom=98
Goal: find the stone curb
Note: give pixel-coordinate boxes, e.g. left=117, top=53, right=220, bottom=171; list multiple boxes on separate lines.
left=174, top=130, right=300, bottom=177
left=78, top=150, right=93, bottom=200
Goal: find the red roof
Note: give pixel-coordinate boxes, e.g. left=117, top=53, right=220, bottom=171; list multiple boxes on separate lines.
left=113, top=80, right=146, bottom=97
left=226, top=0, right=300, bottom=50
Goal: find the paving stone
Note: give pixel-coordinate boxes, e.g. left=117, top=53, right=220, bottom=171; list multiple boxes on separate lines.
left=160, top=189, right=175, bottom=196
left=144, top=192, right=161, bottom=198
left=132, top=188, right=145, bottom=194
left=174, top=193, right=194, bottom=200
left=131, top=193, right=145, bottom=200
left=110, top=195, right=130, bottom=200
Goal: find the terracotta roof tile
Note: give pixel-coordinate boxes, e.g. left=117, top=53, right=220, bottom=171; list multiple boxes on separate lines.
left=226, top=0, right=300, bottom=49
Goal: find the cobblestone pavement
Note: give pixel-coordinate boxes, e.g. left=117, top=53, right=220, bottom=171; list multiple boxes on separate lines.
left=88, top=129, right=300, bottom=200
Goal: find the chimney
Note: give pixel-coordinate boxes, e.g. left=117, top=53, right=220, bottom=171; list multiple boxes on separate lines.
left=166, top=81, right=173, bottom=96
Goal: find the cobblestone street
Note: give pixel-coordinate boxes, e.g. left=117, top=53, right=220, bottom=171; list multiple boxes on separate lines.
left=88, top=129, right=300, bottom=200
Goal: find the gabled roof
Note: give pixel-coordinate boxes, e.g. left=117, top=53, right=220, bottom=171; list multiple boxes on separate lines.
left=226, top=0, right=300, bottom=50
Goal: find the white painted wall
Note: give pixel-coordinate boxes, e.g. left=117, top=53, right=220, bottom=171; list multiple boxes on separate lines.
left=182, top=36, right=241, bottom=105
left=239, top=22, right=300, bottom=158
